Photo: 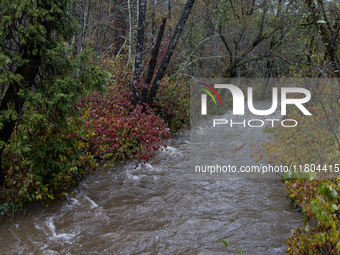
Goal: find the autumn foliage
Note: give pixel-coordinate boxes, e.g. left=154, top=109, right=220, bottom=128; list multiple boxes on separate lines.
left=0, top=54, right=189, bottom=217
left=285, top=179, right=340, bottom=254
left=252, top=81, right=340, bottom=254
left=76, top=84, right=171, bottom=164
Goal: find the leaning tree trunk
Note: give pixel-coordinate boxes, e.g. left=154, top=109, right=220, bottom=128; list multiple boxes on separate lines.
left=131, top=0, right=147, bottom=106
left=146, top=0, right=196, bottom=106
left=141, top=17, right=167, bottom=103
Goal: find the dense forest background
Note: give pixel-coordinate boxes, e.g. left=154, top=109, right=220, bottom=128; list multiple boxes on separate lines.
left=1, top=0, right=340, bottom=253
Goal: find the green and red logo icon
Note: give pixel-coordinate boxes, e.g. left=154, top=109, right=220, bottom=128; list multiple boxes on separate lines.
left=197, top=82, right=222, bottom=107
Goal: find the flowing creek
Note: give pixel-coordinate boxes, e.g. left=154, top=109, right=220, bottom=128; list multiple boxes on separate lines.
left=0, top=101, right=304, bottom=254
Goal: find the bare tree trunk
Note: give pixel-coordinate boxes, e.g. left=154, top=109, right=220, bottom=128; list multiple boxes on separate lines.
left=141, top=17, right=167, bottom=102
left=113, top=0, right=127, bottom=55
left=146, top=0, right=196, bottom=106
left=145, top=18, right=167, bottom=85
left=80, top=0, right=87, bottom=52
left=84, top=0, right=92, bottom=46
left=128, top=0, right=132, bottom=62
left=137, top=0, right=139, bottom=29
left=132, top=0, right=147, bottom=106
left=152, top=0, right=156, bottom=35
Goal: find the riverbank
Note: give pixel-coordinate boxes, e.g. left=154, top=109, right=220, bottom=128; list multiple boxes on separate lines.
left=256, top=81, right=340, bottom=254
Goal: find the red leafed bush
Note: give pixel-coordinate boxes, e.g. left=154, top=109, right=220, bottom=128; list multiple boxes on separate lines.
left=76, top=84, right=171, bottom=164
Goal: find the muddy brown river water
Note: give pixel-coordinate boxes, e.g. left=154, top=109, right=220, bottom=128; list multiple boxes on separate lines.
left=0, top=101, right=304, bottom=254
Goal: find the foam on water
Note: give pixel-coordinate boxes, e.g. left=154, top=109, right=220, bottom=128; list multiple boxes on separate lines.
left=159, top=145, right=183, bottom=157
left=82, top=195, right=99, bottom=209
left=42, top=250, right=59, bottom=255
left=135, top=163, right=154, bottom=171
left=46, top=217, right=75, bottom=240
left=124, top=172, right=140, bottom=183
